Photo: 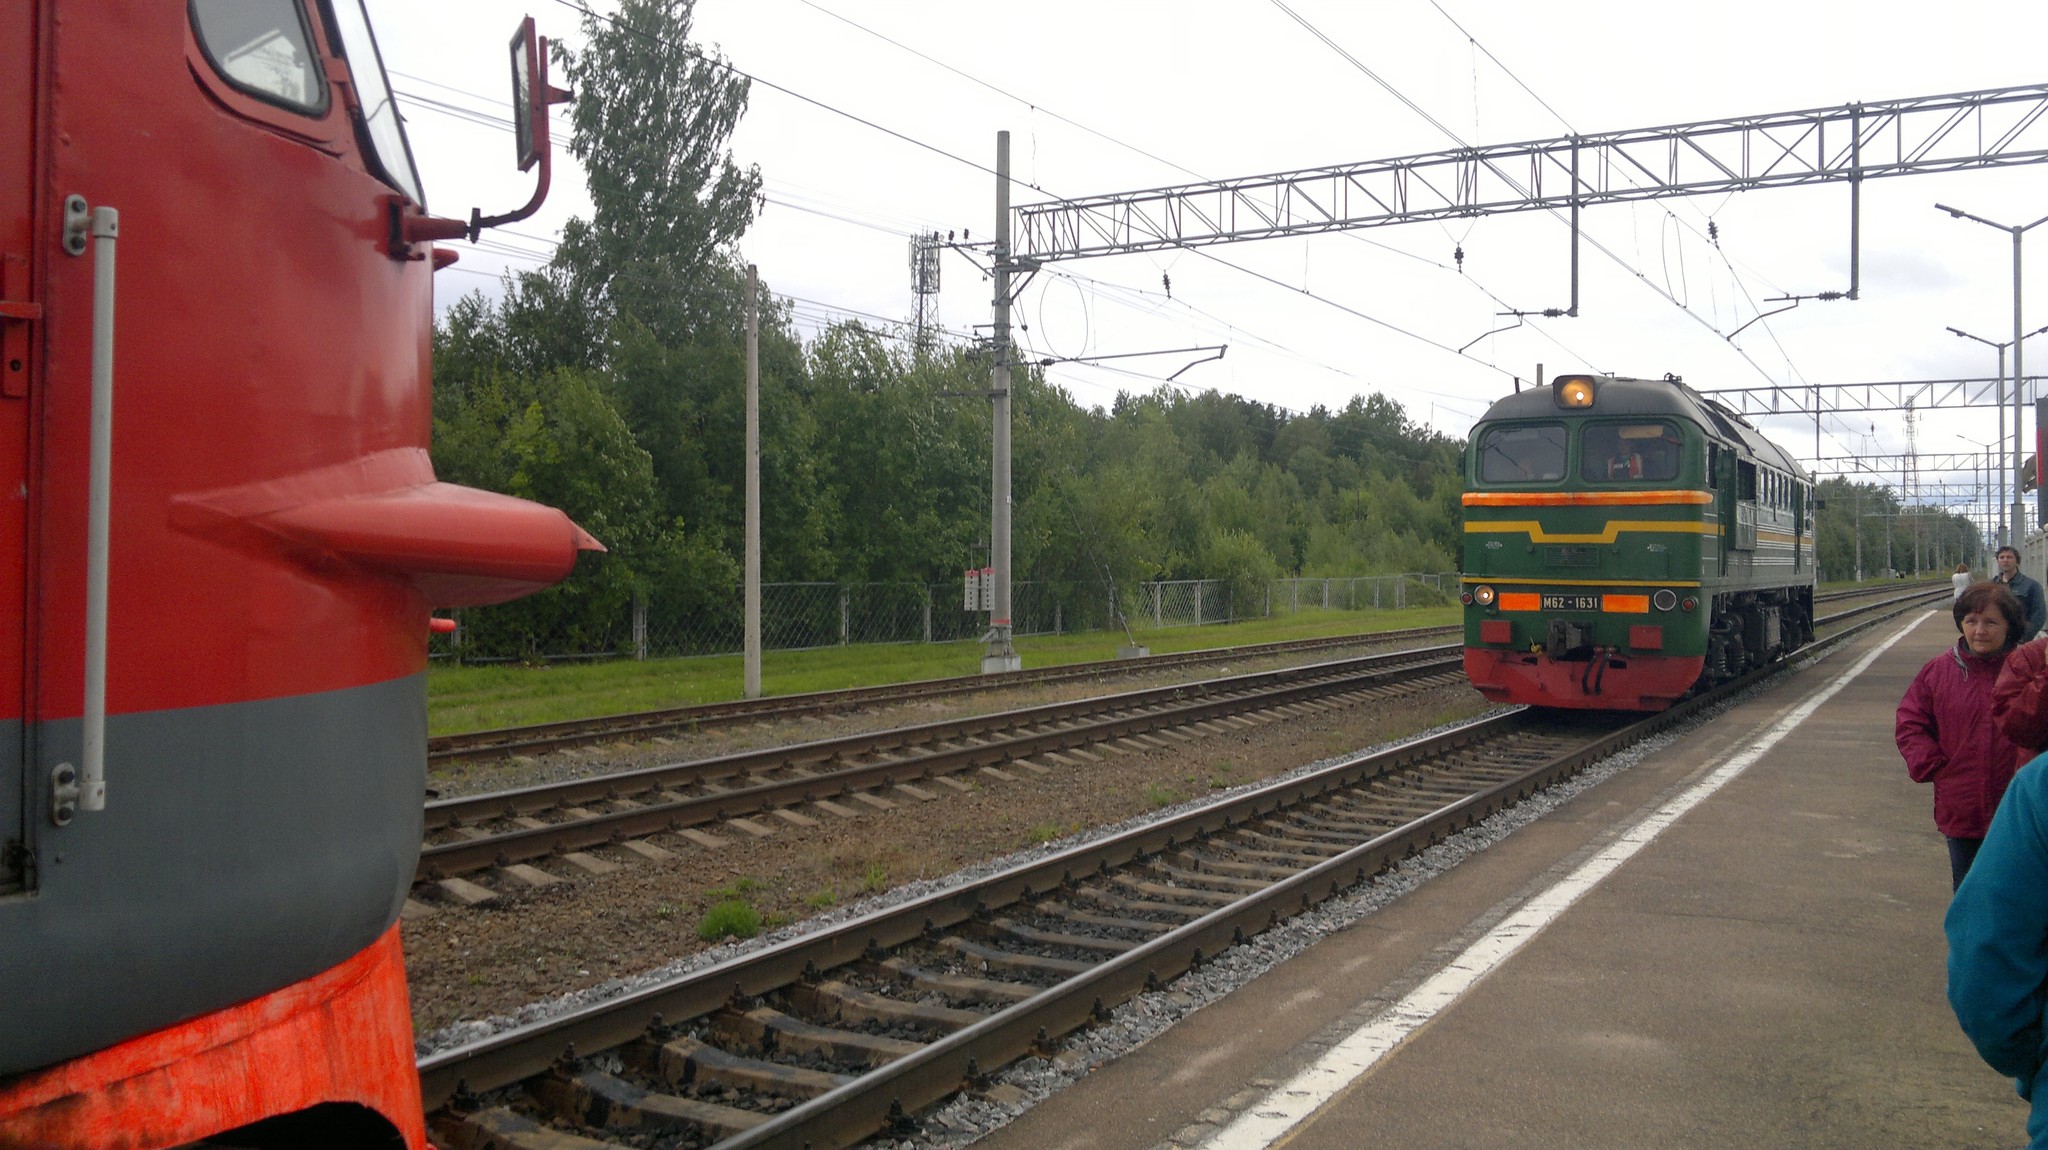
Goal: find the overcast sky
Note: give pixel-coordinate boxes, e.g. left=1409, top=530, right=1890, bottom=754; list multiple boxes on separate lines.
left=365, top=0, right=2048, bottom=524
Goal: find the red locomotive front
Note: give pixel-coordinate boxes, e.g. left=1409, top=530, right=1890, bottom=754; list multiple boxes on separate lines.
left=1, top=3, right=590, bottom=1146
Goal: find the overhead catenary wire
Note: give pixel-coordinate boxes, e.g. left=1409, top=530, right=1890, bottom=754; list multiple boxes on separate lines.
left=546, top=0, right=1023, bottom=190
left=393, top=81, right=943, bottom=242
left=424, top=0, right=1861, bottom=426
left=1282, top=0, right=1862, bottom=455
left=794, top=0, right=1618, bottom=384
left=1421, top=0, right=1846, bottom=450
left=399, top=32, right=1527, bottom=400
left=1418, top=3, right=1801, bottom=307
left=536, top=0, right=1569, bottom=392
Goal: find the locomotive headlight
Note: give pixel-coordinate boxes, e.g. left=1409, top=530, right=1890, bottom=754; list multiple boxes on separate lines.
left=1652, top=589, right=1679, bottom=612
left=1553, top=374, right=1597, bottom=408
left=1472, top=584, right=1497, bottom=606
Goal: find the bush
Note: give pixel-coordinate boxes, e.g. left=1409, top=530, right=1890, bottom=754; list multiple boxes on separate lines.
left=696, top=899, right=762, bottom=941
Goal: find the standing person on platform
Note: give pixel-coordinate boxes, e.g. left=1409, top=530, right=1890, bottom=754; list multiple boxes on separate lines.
left=1896, top=582, right=2028, bottom=889
left=1994, top=546, right=2047, bottom=643
left=1945, top=754, right=2048, bottom=1148
left=1956, top=562, right=1974, bottom=600
left=1997, top=628, right=2048, bottom=759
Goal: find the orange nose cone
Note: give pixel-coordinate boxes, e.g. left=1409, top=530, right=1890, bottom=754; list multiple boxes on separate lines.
left=573, top=523, right=606, bottom=553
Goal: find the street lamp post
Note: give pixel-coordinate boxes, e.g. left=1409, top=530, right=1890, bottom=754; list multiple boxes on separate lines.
left=1949, top=323, right=2048, bottom=546
left=1938, top=204, right=2048, bottom=541
left=1947, top=325, right=2048, bottom=543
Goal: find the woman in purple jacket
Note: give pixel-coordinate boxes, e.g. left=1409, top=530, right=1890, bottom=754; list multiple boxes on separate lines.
left=1897, top=581, right=2028, bottom=889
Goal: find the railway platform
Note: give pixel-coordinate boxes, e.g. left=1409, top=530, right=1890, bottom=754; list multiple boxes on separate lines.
left=971, top=608, right=2031, bottom=1149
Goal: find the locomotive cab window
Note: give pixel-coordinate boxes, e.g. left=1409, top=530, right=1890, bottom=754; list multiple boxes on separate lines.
left=1581, top=422, right=1680, bottom=483
left=1477, top=424, right=1568, bottom=483
left=189, top=0, right=328, bottom=114
left=321, top=0, right=426, bottom=205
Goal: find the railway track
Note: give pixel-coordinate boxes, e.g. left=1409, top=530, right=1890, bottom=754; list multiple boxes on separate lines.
left=417, top=645, right=1469, bottom=894
left=417, top=587, right=1942, bottom=901
left=415, top=589, right=1942, bottom=1150
left=425, top=624, right=1456, bottom=766
left=428, top=582, right=1940, bottom=766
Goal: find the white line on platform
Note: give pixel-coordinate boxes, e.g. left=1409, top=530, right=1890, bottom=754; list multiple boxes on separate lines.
left=1198, top=611, right=1932, bottom=1150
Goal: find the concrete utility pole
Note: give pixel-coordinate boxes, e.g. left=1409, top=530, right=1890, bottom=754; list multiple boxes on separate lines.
left=1853, top=486, right=1863, bottom=581
left=744, top=265, right=762, bottom=698
left=983, top=131, right=1020, bottom=673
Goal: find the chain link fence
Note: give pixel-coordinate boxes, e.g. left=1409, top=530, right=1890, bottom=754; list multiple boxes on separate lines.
left=430, top=572, right=1458, bottom=664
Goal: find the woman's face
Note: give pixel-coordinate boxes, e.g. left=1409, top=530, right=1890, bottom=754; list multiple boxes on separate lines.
left=1962, top=610, right=2011, bottom=656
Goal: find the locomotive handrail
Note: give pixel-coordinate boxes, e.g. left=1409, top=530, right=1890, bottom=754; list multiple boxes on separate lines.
left=61, top=198, right=119, bottom=816
left=83, top=203, right=117, bottom=812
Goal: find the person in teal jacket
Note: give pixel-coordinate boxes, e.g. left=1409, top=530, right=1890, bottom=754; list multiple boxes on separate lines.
left=1947, top=754, right=2048, bottom=1148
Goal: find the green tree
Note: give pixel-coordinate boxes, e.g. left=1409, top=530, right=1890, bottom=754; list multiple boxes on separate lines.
left=432, top=368, right=662, bottom=657
left=805, top=324, right=988, bottom=582
left=553, top=0, right=761, bottom=349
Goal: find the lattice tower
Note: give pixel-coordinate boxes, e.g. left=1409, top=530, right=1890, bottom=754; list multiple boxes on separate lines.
left=909, top=231, right=941, bottom=362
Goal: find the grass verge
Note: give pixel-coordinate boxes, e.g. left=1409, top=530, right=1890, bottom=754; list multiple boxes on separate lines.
left=427, top=604, right=1458, bottom=735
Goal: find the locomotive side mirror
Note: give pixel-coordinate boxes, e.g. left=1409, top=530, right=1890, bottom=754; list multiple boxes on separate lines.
left=510, top=17, right=562, bottom=174
left=395, top=16, right=572, bottom=253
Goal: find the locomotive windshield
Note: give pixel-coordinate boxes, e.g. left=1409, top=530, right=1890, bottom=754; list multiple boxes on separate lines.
left=1477, top=424, right=1567, bottom=483
left=326, top=0, right=425, bottom=205
left=1582, top=421, right=1681, bottom=483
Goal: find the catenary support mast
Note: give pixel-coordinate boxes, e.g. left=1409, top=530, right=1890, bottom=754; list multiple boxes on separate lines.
left=984, top=132, right=1020, bottom=673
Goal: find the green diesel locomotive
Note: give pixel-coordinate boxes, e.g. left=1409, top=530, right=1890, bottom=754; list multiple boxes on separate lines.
left=1461, top=373, right=1817, bottom=710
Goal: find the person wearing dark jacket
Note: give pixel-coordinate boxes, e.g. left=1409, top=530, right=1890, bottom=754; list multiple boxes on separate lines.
left=1896, top=581, right=2028, bottom=888
left=1946, top=754, right=2048, bottom=1148
left=1995, top=546, right=2047, bottom=644
left=1995, top=635, right=2048, bottom=757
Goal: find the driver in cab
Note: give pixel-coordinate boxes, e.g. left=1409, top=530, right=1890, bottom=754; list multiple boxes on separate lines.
left=1606, top=446, right=1645, bottom=480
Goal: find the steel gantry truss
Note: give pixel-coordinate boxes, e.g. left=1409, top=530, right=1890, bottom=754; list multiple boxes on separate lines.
left=1015, top=83, right=2048, bottom=260
left=974, top=83, right=2048, bottom=656
left=1804, top=452, right=2009, bottom=476
left=1699, top=375, right=2044, bottom=417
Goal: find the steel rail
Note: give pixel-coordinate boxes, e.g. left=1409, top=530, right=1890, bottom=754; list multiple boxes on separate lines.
left=416, top=588, right=1940, bottom=1131
left=426, top=622, right=1458, bottom=764
left=416, top=587, right=1943, bottom=883
left=427, top=583, right=1934, bottom=765
left=415, top=650, right=1465, bottom=881
left=693, top=590, right=1957, bottom=1150
left=424, top=643, right=1460, bottom=830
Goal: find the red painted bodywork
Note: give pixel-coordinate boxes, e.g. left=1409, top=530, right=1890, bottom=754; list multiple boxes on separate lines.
left=1463, top=647, right=1702, bottom=711
left=10, top=2, right=596, bottom=725
left=0, top=926, right=425, bottom=1150
left=3, top=1, right=590, bottom=1143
